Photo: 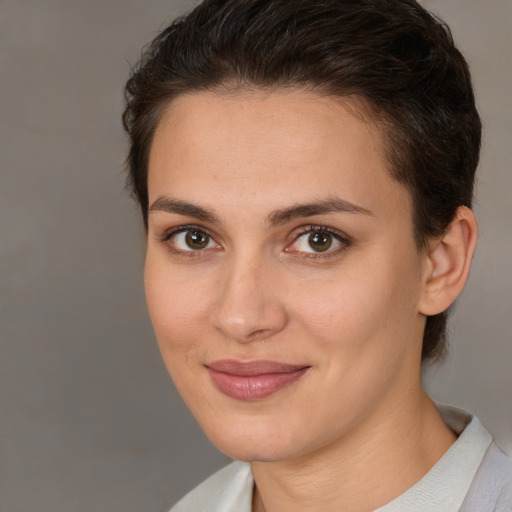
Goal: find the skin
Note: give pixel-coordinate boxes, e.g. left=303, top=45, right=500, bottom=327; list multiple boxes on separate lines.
left=145, top=90, right=476, bottom=511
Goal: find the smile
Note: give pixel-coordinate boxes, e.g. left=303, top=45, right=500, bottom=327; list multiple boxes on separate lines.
left=206, top=360, right=311, bottom=401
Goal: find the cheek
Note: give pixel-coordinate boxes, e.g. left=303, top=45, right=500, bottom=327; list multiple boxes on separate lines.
left=287, top=253, right=422, bottom=358
left=144, top=255, right=213, bottom=361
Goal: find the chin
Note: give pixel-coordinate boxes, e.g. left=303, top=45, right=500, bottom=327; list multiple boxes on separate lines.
left=198, top=413, right=312, bottom=464
left=216, top=440, right=298, bottom=464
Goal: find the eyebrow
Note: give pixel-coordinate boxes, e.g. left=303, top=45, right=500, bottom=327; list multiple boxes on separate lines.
left=267, top=198, right=373, bottom=225
left=149, top=197, right=220, bottom=224
left=148, top=196, right=372, bottom=225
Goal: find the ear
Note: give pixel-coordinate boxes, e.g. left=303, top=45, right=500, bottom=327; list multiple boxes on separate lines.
left=419, top=206, right=478, bottom=316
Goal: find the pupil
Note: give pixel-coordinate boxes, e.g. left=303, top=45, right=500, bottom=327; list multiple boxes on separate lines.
left=186, top=230, right=209, bottom=249
left=308, top=231, right=332, bottom=252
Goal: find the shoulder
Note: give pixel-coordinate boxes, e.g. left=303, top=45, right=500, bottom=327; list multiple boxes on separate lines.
left=461, top=442, right=512, bottom=512
left=169, top=461, right=253, bottom=512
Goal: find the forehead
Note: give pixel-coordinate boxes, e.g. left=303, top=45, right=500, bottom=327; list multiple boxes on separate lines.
left=152, top=89, right=385, bottom=159
left=147, top=89, right=411, bottom=219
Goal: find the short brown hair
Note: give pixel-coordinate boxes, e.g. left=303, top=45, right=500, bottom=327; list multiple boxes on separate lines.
left=123, top=0, right=481, bottom=362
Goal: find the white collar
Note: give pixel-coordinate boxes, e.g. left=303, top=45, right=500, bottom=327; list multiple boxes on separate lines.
left=374, top=403, right=492, bottom=512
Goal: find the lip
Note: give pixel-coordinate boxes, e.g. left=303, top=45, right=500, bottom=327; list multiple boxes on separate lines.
left=206, top=360, right=310, bottom=401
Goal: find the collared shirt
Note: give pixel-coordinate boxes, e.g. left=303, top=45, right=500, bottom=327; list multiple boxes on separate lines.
left=170, top=405, right=512, bottom=512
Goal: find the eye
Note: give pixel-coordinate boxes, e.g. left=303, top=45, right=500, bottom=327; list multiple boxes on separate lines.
left=163, top=227, right=220, bottom=252
left=286, top=227, right=350, bottom=256
left=304, top=231, right=334, bottom=252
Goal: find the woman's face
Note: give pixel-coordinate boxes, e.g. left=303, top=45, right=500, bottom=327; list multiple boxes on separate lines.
left=145, top=90, right=429, bottom=463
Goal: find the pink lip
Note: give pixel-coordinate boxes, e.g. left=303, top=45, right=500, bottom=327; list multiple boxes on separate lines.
left=206, top=360, right=310, bottom=401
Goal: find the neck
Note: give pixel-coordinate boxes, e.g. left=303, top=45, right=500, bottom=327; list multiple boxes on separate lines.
left=251, top=392, right=456, bottom=512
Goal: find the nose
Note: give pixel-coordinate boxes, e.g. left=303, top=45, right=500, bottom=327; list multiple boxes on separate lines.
left=210, top=255, right=288, bottom=343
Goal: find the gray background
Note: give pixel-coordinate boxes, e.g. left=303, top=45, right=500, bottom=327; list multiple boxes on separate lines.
left=1, top=1, right=510, bottom=511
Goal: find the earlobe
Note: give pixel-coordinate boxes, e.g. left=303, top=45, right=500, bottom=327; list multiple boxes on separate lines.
left=419, top=206, right=478, bottom=316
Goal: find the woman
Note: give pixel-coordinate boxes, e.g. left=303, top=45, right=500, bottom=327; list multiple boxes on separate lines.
left=122, top=0, right=512, bottom=510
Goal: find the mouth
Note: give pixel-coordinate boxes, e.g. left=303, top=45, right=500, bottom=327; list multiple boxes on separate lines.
left=206, top=360, right=311, bottom=401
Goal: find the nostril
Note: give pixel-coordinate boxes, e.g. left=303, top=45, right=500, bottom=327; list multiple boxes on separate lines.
left=211, top=304, right=288, bottom=343
left=246, top=328, right=274, bottom=341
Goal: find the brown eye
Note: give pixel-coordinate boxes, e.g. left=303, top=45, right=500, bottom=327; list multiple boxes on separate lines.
left=185, top=230, right=211, bottom=250
left=308, top=231, right=333, bottom=252
left=165, top=228, right=218, bottom=252
left=286, top=226, right=349, bottom=257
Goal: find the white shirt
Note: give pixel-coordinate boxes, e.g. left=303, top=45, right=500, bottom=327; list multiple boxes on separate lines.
left=170, top=405, right=512, bottom=512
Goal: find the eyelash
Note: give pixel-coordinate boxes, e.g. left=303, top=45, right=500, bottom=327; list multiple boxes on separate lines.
left=156, top=224, right=219, bottom=257
left=156, top=224, right=352, bottom=259
left=287, top=225, right=352, bottom=259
